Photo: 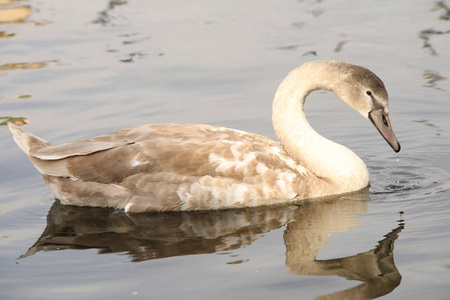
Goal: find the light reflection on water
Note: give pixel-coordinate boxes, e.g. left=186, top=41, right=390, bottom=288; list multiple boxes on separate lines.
left=1, top=0, right=450, bottom=299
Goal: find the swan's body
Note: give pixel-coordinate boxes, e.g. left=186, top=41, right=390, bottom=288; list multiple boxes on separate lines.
left=9, top=61, right=400, bottom=212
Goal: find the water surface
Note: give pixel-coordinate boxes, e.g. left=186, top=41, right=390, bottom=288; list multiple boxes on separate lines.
left=1, top=1, right=450, bottom=299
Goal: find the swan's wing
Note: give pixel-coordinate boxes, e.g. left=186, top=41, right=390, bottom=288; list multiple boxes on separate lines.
left=19, top=123, right=315, bottom=211
left=30, top=127, right=138, bottom=160
left=10, top=120, right=301, bottom=188
left=29, top=124, right=295, bottom=184
left=32, top=140, right=134, bottom=160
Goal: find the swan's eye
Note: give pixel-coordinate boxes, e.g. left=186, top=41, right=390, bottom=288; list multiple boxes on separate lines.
left=366, top=91, right=372, bottom=96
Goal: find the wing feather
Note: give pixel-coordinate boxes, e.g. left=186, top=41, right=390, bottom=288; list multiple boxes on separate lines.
left=32, top=140, right=134, bottom=160
left=27, top=124, right=307, bottom=192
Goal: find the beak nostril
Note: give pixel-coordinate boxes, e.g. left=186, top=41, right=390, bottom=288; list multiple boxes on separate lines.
left=382, top=115, right=389, bottom=127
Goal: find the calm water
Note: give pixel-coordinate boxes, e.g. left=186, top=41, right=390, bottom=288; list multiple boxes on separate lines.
left=1, top=1, right=450, bottom=299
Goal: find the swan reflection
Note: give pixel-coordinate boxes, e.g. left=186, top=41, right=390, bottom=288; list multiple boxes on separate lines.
left=22, top=191, right=403, bottom=299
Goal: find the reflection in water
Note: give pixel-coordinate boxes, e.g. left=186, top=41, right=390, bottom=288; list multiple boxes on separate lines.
left=433, top=1, right=450, bottom=21
left=413, top=119, right=443, bottom=137
left=0, top=6, right=31, bottom=23
left=106, top=33, right=161, bottom=63
left=334, top=40, right=349, bottom=53
left=419, top=1, right=450, bottom=55
left=419, top=28, right=450, bottom=56
left=292, top=21, right=306, bottom=28
left=21, top=201, right=297, bottom=261
left=0, top=116, right=29, bottom=126
left=0, top=60, right=58, bottom=71
left=302, top=50, right=318, bottom=56
left=120, top=51, right=149, bottom=63
left=120, top=33, right=151, bottom=45
left=21, top=190, right=403, bottom=299
left=285, top=213, right=403, bottom=300
left=0, top=31, right=16, bottom=38
left=413, top=119, right=440, bottom=128
left=423, top=70, right=447, bottom=90
left=92, top=0, right=128, bottom=26
left=276, top=44, right=305, bottom=51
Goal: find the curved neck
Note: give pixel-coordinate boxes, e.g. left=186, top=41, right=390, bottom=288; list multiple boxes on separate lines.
left=272, top=62, right=369, bottom=190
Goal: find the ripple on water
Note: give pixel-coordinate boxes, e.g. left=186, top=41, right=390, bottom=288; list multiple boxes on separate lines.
left=368, top=152, right=449, bottom=198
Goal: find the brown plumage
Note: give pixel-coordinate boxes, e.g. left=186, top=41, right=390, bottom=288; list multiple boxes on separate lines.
left=8, top=61, right=400, bottom=212
left=10, top=123, right=317, bottom=211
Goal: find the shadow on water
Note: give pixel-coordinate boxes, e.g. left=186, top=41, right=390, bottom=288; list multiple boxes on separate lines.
left=20, top=189, right=404, bottom=300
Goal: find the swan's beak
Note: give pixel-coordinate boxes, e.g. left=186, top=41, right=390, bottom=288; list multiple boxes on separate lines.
left=369, top=109, right=401, bottom=153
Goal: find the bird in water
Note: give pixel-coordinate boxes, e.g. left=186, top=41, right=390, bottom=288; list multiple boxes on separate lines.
left=9, top=60, right=400, bottom=212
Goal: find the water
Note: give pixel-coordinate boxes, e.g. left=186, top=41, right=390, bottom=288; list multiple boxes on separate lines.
left=1, top=0, right=450, bottom=299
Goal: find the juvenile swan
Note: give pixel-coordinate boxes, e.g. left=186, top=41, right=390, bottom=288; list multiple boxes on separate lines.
left=9, top=61, right=400, bottom=212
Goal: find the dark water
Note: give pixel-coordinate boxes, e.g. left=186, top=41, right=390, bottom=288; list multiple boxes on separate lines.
left=1, top=1, right=450, bottom=299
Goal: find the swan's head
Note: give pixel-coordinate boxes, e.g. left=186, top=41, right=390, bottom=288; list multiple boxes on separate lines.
left=333, top=62, right=401, bottom=153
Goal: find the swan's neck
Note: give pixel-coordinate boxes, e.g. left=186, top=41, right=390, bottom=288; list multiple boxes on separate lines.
left=272, top=62, right=369, bottom=192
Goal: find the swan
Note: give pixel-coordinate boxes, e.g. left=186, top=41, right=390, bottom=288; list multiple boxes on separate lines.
left=8, top=60, right=400, bottom=212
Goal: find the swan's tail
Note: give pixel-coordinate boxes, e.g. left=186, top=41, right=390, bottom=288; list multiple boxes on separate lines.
left=8, top=122, right=52, bottom=156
